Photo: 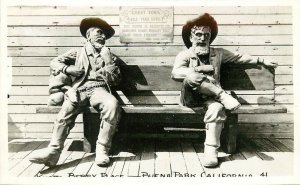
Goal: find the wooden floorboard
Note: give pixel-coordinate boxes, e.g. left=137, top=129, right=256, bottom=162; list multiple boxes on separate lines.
left=139, top=140, right=155, bottom=177
left=125, top=140, right=142, bottom=177
left=86, top=160, right=107, bottom=177
left=105, top=152, right=120, bottom=176
left=168, top=140, right=188, bottom=176
left=155, top=139, right=171, bottom=176
left=8, top=139, right=32, bottom=158
left=71, top=153, right=95, bottom=176
left=120, top=151, right=135, bottom=177
left=9, top=141, right=49, bottom=177
left=266, top=138, right=292, bottom=152
left=249, top=138, right=293, bottom=176
left=18, top=140, right=51, bottom=177
left=218, top=148, right=233, bottom=174
left=108, top=138, right=134, bottom=177
left=9, top=140, right=45, bottom=170
left=276, top=138, right=294, bottom=151
left=7, top=137, right=294, bottom=177
left=237, top=137, right=262, bottom=160
left=37, top=140, right=74, bottom=177
left=110, top=151, right=128, bottom=177
left=192, top=141, right=223, bottom=176
left=53, top=151, right=86, bottom=177
left=223, top=149, right=249, bottom=175
left=181, top=140, right=204, bottom=175
left=231, top=137, right=273, bottom=176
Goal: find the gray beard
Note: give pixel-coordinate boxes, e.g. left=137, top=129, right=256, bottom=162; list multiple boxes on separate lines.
left=92, top=42, right=104, bottom=51
left=193, top=46, right=209, bottom=55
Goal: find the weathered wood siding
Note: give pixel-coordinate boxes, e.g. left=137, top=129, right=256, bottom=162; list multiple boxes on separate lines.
left=7, top=6, right=293, bottom=138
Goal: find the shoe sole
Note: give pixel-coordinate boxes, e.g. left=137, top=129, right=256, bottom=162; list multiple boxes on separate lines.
left=29, top=158, right=57, bottom=167
left=203, top=164, right=219, bottom=168
left=95, top=162, right=110, bottom=167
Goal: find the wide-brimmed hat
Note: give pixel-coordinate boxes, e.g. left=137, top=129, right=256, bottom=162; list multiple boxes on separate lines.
left=80, top=17, right=115, bottom=39
left=182, top=13, right=218, bottom=48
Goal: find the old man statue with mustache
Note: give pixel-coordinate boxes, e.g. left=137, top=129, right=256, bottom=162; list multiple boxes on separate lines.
left=172, top=13, right=277, bottom=167
left=29, top=17, right=122, bottom=167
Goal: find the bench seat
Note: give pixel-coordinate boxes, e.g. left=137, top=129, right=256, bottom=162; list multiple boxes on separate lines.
left=37, top=104, right=287, bottom=115
left=35, top=63, right=286, bottom=154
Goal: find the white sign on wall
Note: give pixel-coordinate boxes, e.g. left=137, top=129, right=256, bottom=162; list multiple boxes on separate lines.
left=119, top=6, right=174, bottom=43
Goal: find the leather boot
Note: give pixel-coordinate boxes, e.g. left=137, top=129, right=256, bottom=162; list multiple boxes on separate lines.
left=29, top=123, right=70, bottom=167
left=95, top=120, right=117, bottom=167
left=203, top=122, right=223, bottom=168
left=216, top=91, right=241, bottom=111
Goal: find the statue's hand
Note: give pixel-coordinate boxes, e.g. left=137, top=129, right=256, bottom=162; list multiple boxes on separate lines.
left=261, top=59, right=278, bottom=68
left=100, top=46, right=113, bottom=65
left=194, top=65, right=214, bottom=73
left=66, top=66, right=84, bottom=77
left=258, top=59, right=278, bottom=68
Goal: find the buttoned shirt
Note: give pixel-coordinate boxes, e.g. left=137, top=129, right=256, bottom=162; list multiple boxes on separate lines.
left=85, top=43, right=106, bottom=82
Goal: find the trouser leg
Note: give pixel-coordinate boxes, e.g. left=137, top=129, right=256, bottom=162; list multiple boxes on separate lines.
left=203, top=100, right=227, bottom=168
left=90, top=87, right=121, bottom=166
left=29, top=92, right=84, bottom=166
left=48, top=98, right=83, bottom=150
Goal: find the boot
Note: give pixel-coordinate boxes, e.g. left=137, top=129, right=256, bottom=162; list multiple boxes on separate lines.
left=203, top=145, right=218, bottom=168
left=216, top=91, right=241, bottom=111
left=95, top=144, right=110, bottom=166
left=203, top=122, right=223, bottom=168
left=95, top=120, right=117, bottom=167
left=29, top=123, right=70, bottom=167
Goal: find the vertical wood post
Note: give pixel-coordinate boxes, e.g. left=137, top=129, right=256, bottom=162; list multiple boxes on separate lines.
left=222, top=113, right=238, bottom=154
left=83, top=111, right=100, bottom=153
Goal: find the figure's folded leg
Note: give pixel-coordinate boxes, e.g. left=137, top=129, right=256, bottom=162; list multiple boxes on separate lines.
left=183, top=72, right=240, bottom=110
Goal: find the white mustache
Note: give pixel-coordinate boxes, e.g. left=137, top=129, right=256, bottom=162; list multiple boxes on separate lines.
left=197, top=43, right=207, bottom=46
left=95, top=38, right=104, bottom=42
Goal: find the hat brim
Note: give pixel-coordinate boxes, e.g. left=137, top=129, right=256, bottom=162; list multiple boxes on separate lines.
left=182, top=13, right=218, bottom=48
left=80, top=17, right=115, bottom=39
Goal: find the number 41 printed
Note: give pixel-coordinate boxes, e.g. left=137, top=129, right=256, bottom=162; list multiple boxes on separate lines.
left=260, top=172, right=268, bottom=177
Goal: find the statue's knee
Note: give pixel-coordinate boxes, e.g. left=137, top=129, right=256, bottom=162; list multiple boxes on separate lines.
left=107, top=99, right=120, bottom=112
left=204, top=102, right=227, bottom=123
left=48, top=92, right=64, bottom=106
left=102, top=98, right=121, bottom=115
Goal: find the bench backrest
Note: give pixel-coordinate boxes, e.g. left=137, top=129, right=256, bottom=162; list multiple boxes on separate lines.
left=114, top=63, right=275, bottom=106
left=118, top=64, right=274, bottom=91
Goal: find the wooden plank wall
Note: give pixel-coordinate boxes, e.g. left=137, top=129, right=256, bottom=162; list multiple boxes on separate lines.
left=7, top=6, right=293, bottom=139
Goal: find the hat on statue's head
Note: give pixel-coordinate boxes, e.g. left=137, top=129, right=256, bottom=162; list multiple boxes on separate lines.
left=80, top=17, right=115, bottom=39
left=182, top=13, right=218, bottom=48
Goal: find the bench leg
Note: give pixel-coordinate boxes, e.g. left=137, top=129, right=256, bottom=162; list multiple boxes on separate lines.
left=83, top=112, right=101, bottom=153
left=222, top=114, right=238, bottom=154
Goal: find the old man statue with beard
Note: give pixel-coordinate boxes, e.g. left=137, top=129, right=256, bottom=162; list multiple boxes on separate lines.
left=172, top=13, right=277, bottom=167
left=29, top=17, right=122, bottom=167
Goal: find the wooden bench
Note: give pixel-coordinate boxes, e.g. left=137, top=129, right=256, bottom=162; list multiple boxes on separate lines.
left=36, top=60, right=287, bottom=154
